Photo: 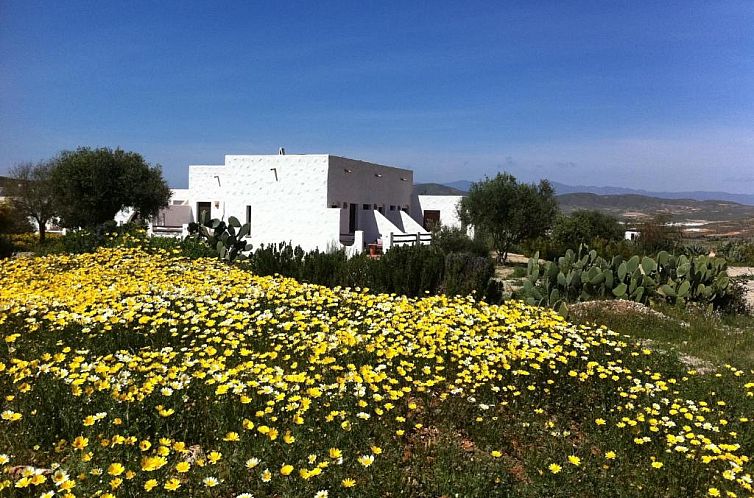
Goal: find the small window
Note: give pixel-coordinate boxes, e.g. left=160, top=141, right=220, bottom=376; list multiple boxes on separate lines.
left=402, top=206, right=409, bottom=213
left=378, top=205, right=384, bottom=214
left=389, top=205, right=396, bottom=211
left=245, top=205, right=251, bottom=225
left=362, top=204, right=370, bottom=210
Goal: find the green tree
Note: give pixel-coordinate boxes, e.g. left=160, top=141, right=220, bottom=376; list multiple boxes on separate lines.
left=458, top=173, right=558, bottom=263
left=4, top=162, right=57, bottom=242
left=551, top=210, right=624, bottom=250
left=50, top=147, right=171, bottom=228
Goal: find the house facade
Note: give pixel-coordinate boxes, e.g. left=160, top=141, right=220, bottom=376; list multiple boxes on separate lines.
left=153, top=154, right=465, bottom=253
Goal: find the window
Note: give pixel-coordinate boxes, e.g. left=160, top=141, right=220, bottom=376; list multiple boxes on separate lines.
left=389, top=205, right=396, bottom=211
left=378, top=205, right=384, bottom=215
left=362, top=204, right=370, bottom=210
left=348, top=204, right=357, bottom=233
left=423, top=210, right=441, bottom=230
left=245, top=205, right=251, bottom=225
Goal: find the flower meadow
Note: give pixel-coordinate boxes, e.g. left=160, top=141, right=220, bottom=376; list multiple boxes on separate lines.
left=1, top=246, right=753, bottom=497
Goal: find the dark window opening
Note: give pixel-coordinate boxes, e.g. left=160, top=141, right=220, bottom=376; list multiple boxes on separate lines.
left=423, top=210, right=441, bottom=230
left=362, top=204, right=370, bottom=210
left=245, top=205, right=251, bottom=225
left=349, top=203, right=357, bottom=233
left=197, top=202, right=212, bottom=223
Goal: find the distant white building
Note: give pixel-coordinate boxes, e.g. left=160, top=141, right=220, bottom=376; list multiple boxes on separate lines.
left=150, top=154, right=466, bottom=254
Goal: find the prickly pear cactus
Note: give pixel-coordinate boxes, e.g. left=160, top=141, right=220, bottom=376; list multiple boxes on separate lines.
left=186, top=215, right=251, bottom=262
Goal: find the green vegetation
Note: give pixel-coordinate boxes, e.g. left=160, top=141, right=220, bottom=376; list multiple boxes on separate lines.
left=50, top=147, right=171, bottom=228
left=431, top=224, right=490, bottom=257
left=571, top=300, right=754, bottom=372
left=550, top=209, right=624, bottom=250
left=186, top=216, right=252, bottom=262
left=718, top=240, right=754, bottom=267
left=522, top=245, right=740, bottom=314
left=3, top=162, right=56, bottom=242
left=459, top=173, right=558, bottom=264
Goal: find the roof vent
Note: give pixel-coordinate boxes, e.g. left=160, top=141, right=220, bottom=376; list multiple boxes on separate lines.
left=278, top=147, right=286, bottom=155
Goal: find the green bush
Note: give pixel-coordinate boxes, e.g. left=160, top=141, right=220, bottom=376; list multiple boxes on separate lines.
left=300, top=248, right=348, bottom=288
left=373, top=244, right=446, bottom=296
left=244, top=242, right=495, bottom=300
left=551, top=210, right=624, bottom=250
left=442, top=252, right=495, bottom=298
left=431, top=225, right=489, bottom=257
left=248, top=242, right=306, bottom=278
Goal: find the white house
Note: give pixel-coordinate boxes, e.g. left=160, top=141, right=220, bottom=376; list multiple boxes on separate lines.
left=150, top=153, right=466, bottom=254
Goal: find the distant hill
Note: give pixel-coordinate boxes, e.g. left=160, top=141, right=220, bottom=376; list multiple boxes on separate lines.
left=439, top=179, right=754, bottom=206
left=442, top=180, right=474, bottom=192
left=413, top=183, right=466, bottom=196
left=557, top=192, right=754, bottom=223
left=550, top=181, right=754, bottom=206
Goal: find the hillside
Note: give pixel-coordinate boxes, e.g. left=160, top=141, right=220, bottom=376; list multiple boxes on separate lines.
left=558, top=192, right=754, bottom=237
left=440, top=180, right=754, bottom=206
left=413, top=183, right=466, bottom=195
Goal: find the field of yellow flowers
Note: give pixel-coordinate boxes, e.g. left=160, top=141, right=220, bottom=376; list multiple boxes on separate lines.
left=1, top=246, right=753, bottom=497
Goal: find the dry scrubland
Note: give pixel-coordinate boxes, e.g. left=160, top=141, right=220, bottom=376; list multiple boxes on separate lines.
left=1, top=247, right=754, bottom=497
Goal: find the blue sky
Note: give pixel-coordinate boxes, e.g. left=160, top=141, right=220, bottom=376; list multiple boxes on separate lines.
left=1, top=1, right=752, bottom=191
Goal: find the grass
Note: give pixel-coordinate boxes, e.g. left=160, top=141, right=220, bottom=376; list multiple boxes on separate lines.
left=570, top=301, right=754, bottom=371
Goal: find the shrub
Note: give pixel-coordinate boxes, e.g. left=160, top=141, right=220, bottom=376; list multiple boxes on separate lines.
left=299, top=248, right=348, bottom=288
left=442, top=252, right=495, bottom=298
left=373, top=244, right=446, bottom=296
left=248, top=242, right=306, bottom=278
left=431, top=225, right=489, bottom=257
left=551, top=210, right=624, bottom=250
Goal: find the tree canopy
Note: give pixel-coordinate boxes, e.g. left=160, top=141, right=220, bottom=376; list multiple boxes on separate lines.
left=5, top=162, right=57, bottom=242
left=551, top=209, right=624, bottom=250
left=458, top=173, right=558, bottom=263
left=50, top=147, right=171, bottom=228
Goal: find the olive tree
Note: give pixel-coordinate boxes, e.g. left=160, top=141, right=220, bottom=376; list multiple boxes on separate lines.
left=458, top=173, right=558, bottom=263
left=50, top=147, right=171, bottom=229
left=5, top=161, right=57, bottom=242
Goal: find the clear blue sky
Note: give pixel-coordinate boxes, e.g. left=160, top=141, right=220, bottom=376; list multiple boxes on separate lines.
left=1, top=1, right=752, bottom=191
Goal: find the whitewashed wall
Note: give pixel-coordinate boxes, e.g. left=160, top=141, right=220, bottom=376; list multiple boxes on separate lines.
left=181, top=154, right=449, bottom=252
left=185, top=155, right=343, bottom=252
left=416, top=195, right=465, bottom=229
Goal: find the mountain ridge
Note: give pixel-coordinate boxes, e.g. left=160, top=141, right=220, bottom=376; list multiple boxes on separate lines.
left=437, top=179, right=754, bottom=206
